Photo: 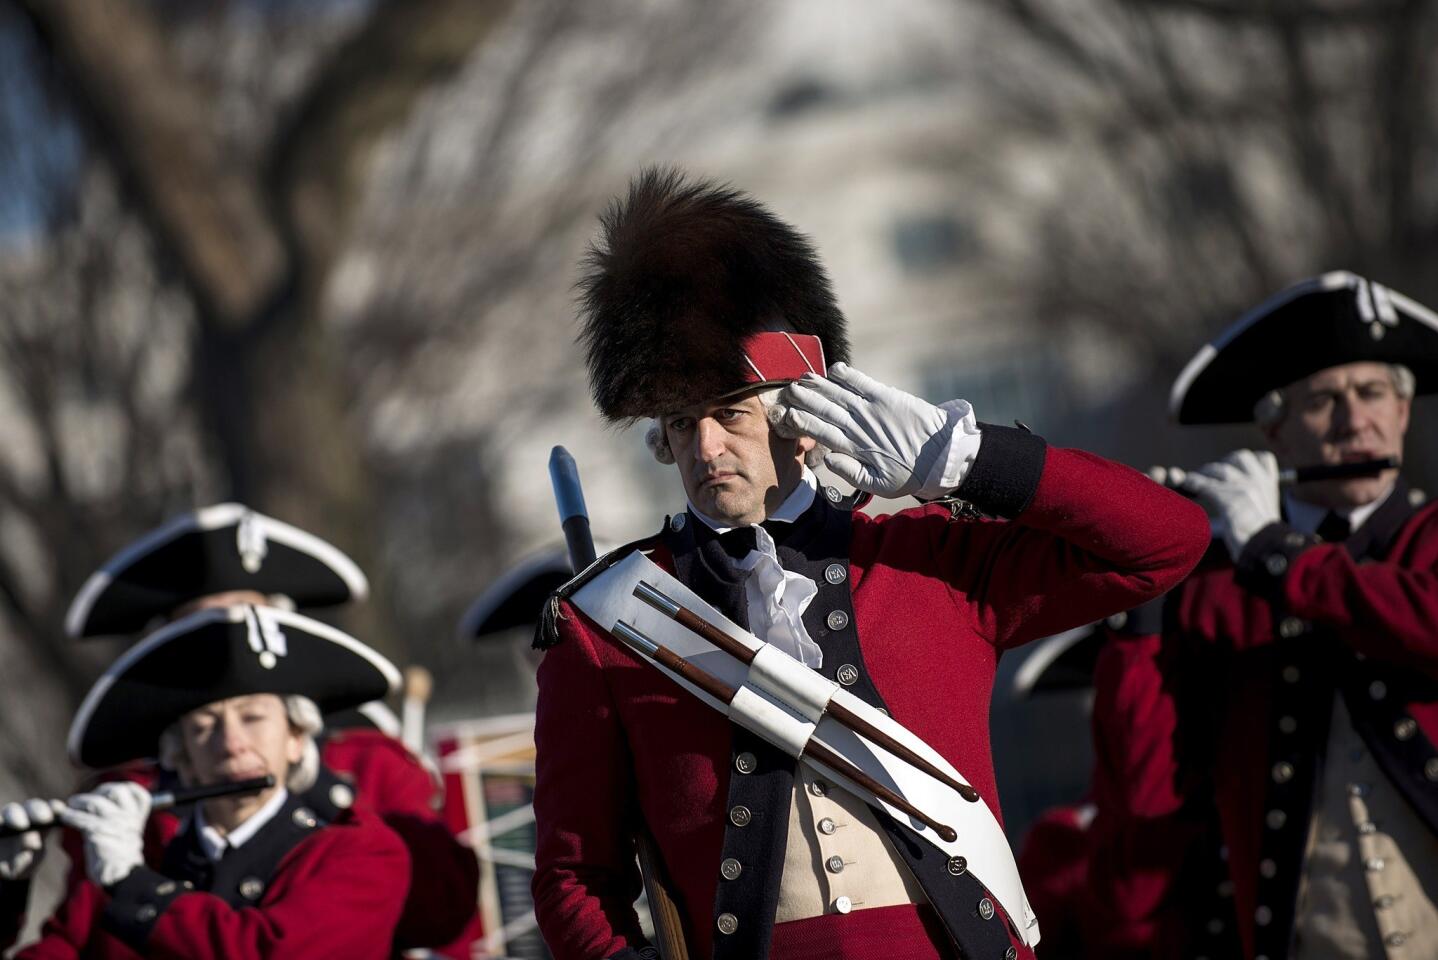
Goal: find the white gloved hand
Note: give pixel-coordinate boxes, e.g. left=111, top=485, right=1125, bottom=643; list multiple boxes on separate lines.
left=1180, top=449, right=1281, bottom=561
left=57, top=781, right=151, bottom=889
left=776, top=363, right=981, bottom=500
left=0, top=798, right=63, bottom=881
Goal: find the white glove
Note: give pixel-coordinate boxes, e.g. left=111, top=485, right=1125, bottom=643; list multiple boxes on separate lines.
left=777, top=363, right=982, bottom=500
left=1180, top=449, right=1281, bottom=561
left=0, top=798, right=63, bottom=881
left=57, top=781, right=151, bottom=889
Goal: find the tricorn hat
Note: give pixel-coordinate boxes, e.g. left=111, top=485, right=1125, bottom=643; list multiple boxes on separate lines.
left=67, top=503, right=369, bottom=639
left=1171, top=271, right=1438, bottom=425
left=577, top=166, right=849, bottom=421
left=67, top=604, right=400, bottom=768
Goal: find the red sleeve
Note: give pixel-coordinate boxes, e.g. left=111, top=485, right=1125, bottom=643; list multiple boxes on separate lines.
left=1080, top=632, right=1203, bottom=955
left=1285, top=507, right=1438, bottom=675
left=945, top=446, right=1211, bottom=648
left=323, top=731, right=479, bottom=949
left=531, top=605, right=648, bottom=960
left=110, top=816, right=410, bottom=960
left=11, top=878, right=101, bottom=959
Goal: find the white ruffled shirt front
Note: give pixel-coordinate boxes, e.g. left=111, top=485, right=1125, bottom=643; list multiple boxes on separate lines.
left=689, top=469, right=825, bottom=668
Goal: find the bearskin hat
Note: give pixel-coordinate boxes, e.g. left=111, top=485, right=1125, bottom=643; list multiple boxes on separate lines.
left=577, top=167, right=850, bottom=422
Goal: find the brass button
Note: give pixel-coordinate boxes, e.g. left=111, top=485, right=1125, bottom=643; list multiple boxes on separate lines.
left=826, top=610, right=850, bottom=631
left=1265, top=554, right=1288, bottom=576
left=1386, top=933, right=1408, bottom=948
left=155, top=881, right=176, bottom=896
left=946, top=856, right=968, bottom=876
left=810, top=780, right=828, bottom=798
left=834, top=896, right=852, bottom=914
left=825, top=486, right=842, bottom=503
left=1358, top=820, right=1378, bottom=835
left=329, top=783, right=354, bottom=810
left=1272, top=761, right=1294, bottom=784
left=1278, top=617, right=1305, bottom=638
left=734, top=752, right=758, bottom=774
left=729, top=805, right=752, bottom=827
left=716, top=912, right=738, bottom=935
left=977, top=898, right=995, bottom=920
left=818, top=818, right=837, bottom=835
left=1365, top=857, right=1386, bottom=873
left=1255, top=905, right=1272, bottom=926
left=1394, top=718, right=1417, bottom=740
left=1266, top=809, right=1287, bottom=830
left=720, top=858, right=743, bottom=881
left=238, top=876, right=265, bottom=901
left=826, top=855, right=845, bottom=874
left=1278, top=715, right=1297, bottom=734
left=824, top=563, right=847, bottom=585
left=292, top=807, right=318, bottom=829
left=1281, top=665, right=1300, bottom=684
left=136, top=905, right=157, bottom=922
left=1005, top=948, right=1018, bottom=960
left=836, top=663, right=860, bottom=686
left=1370, top=680, right=1388, bottom=701
left=1426, top=758, right=1438, bottom=782
left=1259, top=859, right=1277, bottom=879
left=670, top=513, right=687, bottom=533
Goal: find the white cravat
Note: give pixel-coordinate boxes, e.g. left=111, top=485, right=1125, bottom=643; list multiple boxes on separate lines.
left=689, top=469, right=825, bottom=667
left=194, top=786, right=289, bottom=862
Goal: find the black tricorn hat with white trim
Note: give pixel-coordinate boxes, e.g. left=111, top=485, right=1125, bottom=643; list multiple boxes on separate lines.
left=66, top=503, right=369, bottom=639
left=1171, top=271, right=1438, bottom=425
left=577, top=166, right=850, bottom=422
left=67, top=604, right=400, bottom=769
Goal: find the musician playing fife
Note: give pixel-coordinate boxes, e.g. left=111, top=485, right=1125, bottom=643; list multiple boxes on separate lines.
left=0, top=606, right=411, bottom=958
left=529, top=167, right=1211, bottom=960
left=1083, top=272, right=1438, bottom=959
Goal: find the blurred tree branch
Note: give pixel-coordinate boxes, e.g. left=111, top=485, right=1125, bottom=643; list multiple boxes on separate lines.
left=10, top=0, right=513, bottom=661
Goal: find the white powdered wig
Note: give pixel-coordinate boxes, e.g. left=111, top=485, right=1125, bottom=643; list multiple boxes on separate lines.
left=646, top=388, right=827, bottom=468
left=1254, top=363, right=1415, bottom=428
left=158, top=695, right=325, bottom=794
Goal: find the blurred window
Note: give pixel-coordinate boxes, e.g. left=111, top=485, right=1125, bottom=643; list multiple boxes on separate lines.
left=890, top=214, right=977, bottom=273
left=920, top=344, right=1066, bottom=428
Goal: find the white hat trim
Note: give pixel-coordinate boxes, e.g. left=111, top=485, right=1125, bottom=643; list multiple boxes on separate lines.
left=65, top=503, right=370, bottom=639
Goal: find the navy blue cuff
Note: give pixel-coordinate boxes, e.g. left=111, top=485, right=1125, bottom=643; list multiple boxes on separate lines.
left=1235, top=522, right=1319, bottom=600
left=954, top=423, right=1048, bottom=519
left=100, top=866, right=190, bottom=950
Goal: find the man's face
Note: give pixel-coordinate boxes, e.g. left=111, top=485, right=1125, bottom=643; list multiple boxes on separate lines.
left=1264, top=362, right=1410, bottom=510
left=177, top=693, right=301, bottom=828
left=663, top=390, right=813, bottom=526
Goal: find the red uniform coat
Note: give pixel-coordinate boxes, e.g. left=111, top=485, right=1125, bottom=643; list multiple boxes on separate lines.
left=2, top=805, right=409, bottom=959
left=33, top=735, right=477, bottom=957
left=532, top=443, right=1210, bottom=960
left=1085, top=490, right=1438, bottom=958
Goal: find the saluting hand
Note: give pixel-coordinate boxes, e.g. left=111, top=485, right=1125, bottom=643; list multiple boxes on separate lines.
left=58, top=781, right=151, bottom=890
left=1180, top=449, right=1281, bottom=561
left=776, top=363, right=981, bottom=500
left=0, top=798, right=64, bottom=882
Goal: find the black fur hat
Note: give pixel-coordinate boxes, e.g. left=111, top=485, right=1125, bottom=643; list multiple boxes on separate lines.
left=577, top=167, right=850, bottom=422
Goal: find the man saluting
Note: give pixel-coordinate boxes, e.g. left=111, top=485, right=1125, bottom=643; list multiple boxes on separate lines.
left=530, top=167, right=1210, bottom=960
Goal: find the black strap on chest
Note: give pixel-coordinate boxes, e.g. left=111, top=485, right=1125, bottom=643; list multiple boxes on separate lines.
left=667, top=492, right=1014, bottom=960
left=159, top=786, right=332, bottom=908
